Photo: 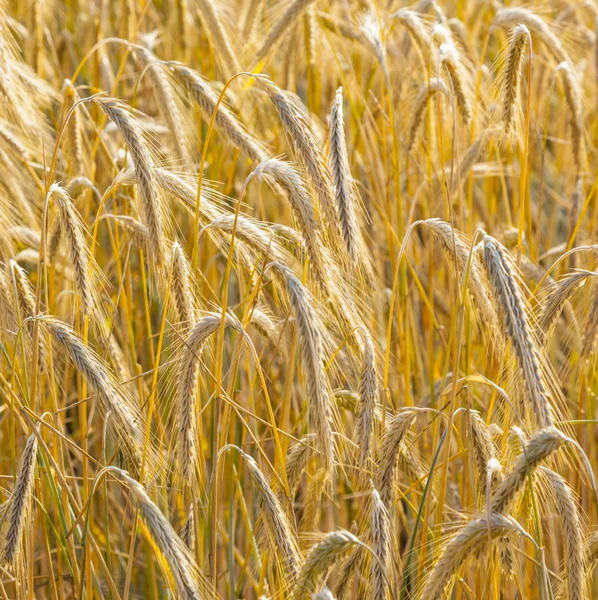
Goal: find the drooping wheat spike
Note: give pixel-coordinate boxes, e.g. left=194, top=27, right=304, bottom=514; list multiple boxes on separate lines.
left=392, top=9, right=433, bottom=67
left=40, top=316, right=146, bottom=469
left=134, top=47, right=192, bottom=167
left=494, top=8, right=568, bottom=63
left=0, top=433, right=37, bottom=568
left=249, top=305, right=285, bottom=351
left=195, top=0, right=240, bottom=79
left=60, top=79, right=83, bottom=175
left=556, top=61, right=585, bottom=170
left=176, top=312, right=244, bottom=483
left=408, top=78, right=448, bottom=151
left=49, top=183, right=94, bottom=316
left=179, top=505, right=195, bottom=552
left=9, top=260, right=46, bottom=369
left=423, top=219, right=500, bottom=339
left=0, top=264, right=16, bottom=331
left=291, top=530, right=361, bottom=600
left=251, top=158, right=329, bottom=291
left=439, top=41, right=472, bottom=125
left=317, top=11, right=365, bottom=44
left=114, top=469, right=210, bottom=599
left=359, top=12, right=387, bottom=78
left=231, top=446, right=302, bottom=581
left=470, top=410, right=502, bottom=497
left=490, top=426, right=569, bottom=514
left=281, top=434, right=316, bottom=498
left=541, top=468, right=584, bottom=600
left=102, top=214, right=150, bottom=254
left=370, top=488, right=390, bottom=600
left=94, top=97, right=167, bottom=267
left=271, top=263, right=334, bottom=475
left=171, top=64, right=267, bottom=163
left=329, top=87, right=373, bottom=280
left=252, top=0, right=318, bottom=67
left=482, top=234, right=554, bottom=428
left=501, top=25, right=529, bottom=135
left=356, top=328, right=377, bottom=473
left=170, top=241, right=196, bottom=327
left=536, top=270, right=594, bottom=346
left=420, top=513, right=531, bottom=599
left=453, top=127, right=500, bottom=190
left=260, top=80, right=342, bottom=253
left=376, top=408, right=420, bottom=504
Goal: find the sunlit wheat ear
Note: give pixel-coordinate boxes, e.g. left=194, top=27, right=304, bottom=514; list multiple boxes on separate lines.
left=439, top=41, right=472, bottom=125
left=114, top=469, right=211, bottom=599
left=260, top=80, right=342, bottom=252
left=171, top=64, right=267, bottom=163
left=93, top=97, right=166, bottom=267
left=501, top=25, right=529, bottom=135
left=359, top=12, right=387, bottom=77
left=494, top=8, right=568, bottom=63
left=195, top=0, right=240, bottom=78
left=408, top=78, right=448, bottom=151
left=170, top=241, right=196, bottom=327
left=540, top=468, right=584, bottom=600
left=329, top=87, right=373, bottom=281
left=291, top=530, right=362, bottom=600
left=482, top=234, right=554, bottom=428
left=253, top=0, right=317, bottom=66
left=39, top=317, right=146, bottom=470
left=134, top=47, right=191, bottom=167
left=536, top=270, right=594, bottom=346
left=470, top=411, right=502, bottom=497
left=179, top=505, right=195, bottom=552
left=60, top=79, right=83, bottom=175
left=0, top=433, right=37, bottom=568
left=270, top=263, right=334, bottom=475
left=370, top=488, right=390, bottom=600
left=102, top=214, right=150, bottom=254
left=0, top=264, right=16, bottom=331
left=176, top=312, right=244, bottom=483
left=556, top=62, right=585, bottom=170
left=48, top=183, right=93, bottom=316
left=490, top=426, right=569, bottom=514
left=229, top=446, right=302, bottom=581
left=421, top=513, right=532, bottom=599
left=356, top=328, right=377, bottom=474
left=376, top=408, right=420, bottom=504
left=313, top=588, right=335, bottom=600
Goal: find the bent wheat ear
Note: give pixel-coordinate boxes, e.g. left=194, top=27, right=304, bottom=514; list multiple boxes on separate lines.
left=114, top=469, right=210, bottom=599
left=270, top=263, right=334, bottom=475
left=176, top=312, right=244, bottom=483
left=439, top=41, right=472, bottom=125
left=482, top=235, right=554, bottom=428
left=231, top=447, right=302, bottom=581
left=501, top=25, right=529, bottom=135
left=370, top=488, right=390, bottom=600
left=490, top=426, right=569, bottom=514
left=94, top=98, right=167, bottom=267
left=253, top=0, right=317, bottom=66
left=408, top=78, right=448, bottom=151
left=291, top=530, right=361, bottom=600
left=356, top=328, right=378, bottom=473
left=376, top=408, right=419, bottom=503
left=40, top=317, right=147, bottom=471
left=420, top=513, right=531, bottom=599
left=170, top=241, right=196, bottom=327
left=556, top=62, right=585, bottom=170
left=49, top=183, right=94, bottom=316
left=536, top=270, right=593, bottom=345
left=541, top=468, right=584, bottom=600
left=0, top=433, right=37, bottom=568
left=329, top=87, right=373, bottom=281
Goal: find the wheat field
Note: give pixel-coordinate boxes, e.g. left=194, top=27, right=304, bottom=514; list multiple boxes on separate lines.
left=2, top=0, right=598, bottom=598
